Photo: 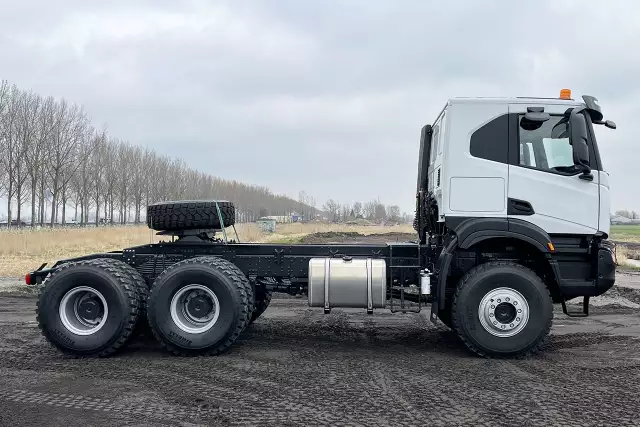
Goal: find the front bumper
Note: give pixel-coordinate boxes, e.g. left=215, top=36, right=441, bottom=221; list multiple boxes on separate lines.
left=555, top=240, right=616, bottom=299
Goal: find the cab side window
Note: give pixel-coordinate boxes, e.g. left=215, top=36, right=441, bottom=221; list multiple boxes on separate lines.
left=518, top=115, right=578, bottom=173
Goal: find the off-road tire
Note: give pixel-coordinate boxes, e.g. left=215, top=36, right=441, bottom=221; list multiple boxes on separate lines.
left=146, top=200, right=235, bottom=231
left=36, top=258, right=141, bottom=357
left=451, top=261, right=553, bottom=358
left=147, top=256, right=253, bottom=356
left=250, top=290, right=273, bottom=324
left=128, top=267, right=150, bottom=337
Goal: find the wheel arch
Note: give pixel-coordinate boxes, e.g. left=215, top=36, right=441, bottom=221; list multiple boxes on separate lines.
left=435, top=218, right=563, bottom=315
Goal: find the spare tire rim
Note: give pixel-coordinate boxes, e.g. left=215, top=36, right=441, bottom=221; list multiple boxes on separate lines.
left=59, top=286, right=109, bottom=336
left=170, top=284, right=220, bottom=334
left=478, top=287, right=529, bottom=337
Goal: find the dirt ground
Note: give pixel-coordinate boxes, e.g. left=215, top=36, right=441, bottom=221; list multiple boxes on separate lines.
left=1, top=233, right=640, bottom=426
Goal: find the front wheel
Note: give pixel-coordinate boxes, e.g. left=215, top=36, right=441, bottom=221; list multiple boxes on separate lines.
left=452, top=261, right=553, bottom=358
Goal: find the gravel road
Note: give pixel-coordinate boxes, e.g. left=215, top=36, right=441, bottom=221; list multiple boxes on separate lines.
left=0, top=272, right=640, bottom=426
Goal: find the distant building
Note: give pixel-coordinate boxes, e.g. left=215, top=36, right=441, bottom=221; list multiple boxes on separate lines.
left=256, top=218, right=277, bottom=233
left=263, top=213, right=302, bottom=224
left=611, top=215, right=640, bottom=225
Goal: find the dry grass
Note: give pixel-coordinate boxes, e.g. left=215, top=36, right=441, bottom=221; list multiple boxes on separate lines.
left=616, top=244, right=640, bottom=270
left=0, top=226, right=163, bottom=277
left=0, top=223, right=415, bottom=277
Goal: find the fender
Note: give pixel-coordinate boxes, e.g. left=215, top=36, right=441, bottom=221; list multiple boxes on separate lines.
left=430, top=217, right=558, bottom=323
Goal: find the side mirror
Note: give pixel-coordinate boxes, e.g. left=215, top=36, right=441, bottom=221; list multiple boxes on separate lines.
left=604, top=120, right=616, bottom=129
left=569, top=111, right=592, bottom=180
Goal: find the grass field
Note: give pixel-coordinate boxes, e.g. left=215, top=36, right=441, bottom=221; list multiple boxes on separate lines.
left=611, top=224, right=640, bottom=241
left=0, top=223, right=414, bottom=277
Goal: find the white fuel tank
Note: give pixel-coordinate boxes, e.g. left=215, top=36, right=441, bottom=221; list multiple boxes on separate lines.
left=308, top=257, right=387, bottom=311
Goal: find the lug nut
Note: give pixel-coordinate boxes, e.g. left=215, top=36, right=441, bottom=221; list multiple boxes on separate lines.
left=517, top=309, right=522, bottom=313
left=497, top=299, right=501, bottom=303
left=513, top=301, right=518, bottom=305
left=516, top=317, right=520, bottom=321
left=491, top=305, right=495, bottom=309
left=506, top=297, right=510, bottom=302
left=510, top=323, right=514, bottom=327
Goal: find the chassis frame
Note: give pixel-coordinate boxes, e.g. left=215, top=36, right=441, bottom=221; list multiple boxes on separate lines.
left=28, top=235, right=432, bottom=313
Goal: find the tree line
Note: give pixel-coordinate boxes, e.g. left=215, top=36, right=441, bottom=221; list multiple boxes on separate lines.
left=321, top=198, right=409, bottom=223
left=614, top=210, right=639, bottom=220
left=0, top=80, right=314, bottom=227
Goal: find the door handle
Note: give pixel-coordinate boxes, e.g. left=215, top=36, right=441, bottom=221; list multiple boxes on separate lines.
left=508, top=198, right=534, bottom=215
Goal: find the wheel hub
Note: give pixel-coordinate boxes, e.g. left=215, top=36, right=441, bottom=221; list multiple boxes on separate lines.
left=170, top=285, right=220, bottom=334
left=59, top=286, right=109, bottom=335
left=478, top=287, right=529, bottom=337
left=186, top=294, right=214, bottom=319
left=78, top=298, right=102, bottom=321
left=494, top=302, right=516, bottom=324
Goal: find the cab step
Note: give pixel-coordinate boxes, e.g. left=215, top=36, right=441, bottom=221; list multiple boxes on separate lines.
left=561, top=296, right=590, bottom=317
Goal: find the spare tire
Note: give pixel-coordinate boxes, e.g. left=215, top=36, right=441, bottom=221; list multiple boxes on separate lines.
left=147, top=200, right=235, bottom=231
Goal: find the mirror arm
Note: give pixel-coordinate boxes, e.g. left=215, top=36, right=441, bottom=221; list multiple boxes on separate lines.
left=579, top=171, right=594, bottom=181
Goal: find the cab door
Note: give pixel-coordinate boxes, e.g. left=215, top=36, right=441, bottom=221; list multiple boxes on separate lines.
left=507, top=103, right=600, bottom=235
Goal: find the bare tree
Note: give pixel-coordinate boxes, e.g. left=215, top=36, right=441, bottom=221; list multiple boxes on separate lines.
left=90, top=131, right=108, bottom=225
left=363, top=200, right=376, bottom=219
left=46, top=101, right=88, bottom=225
left=0, top=80, right=325, bottom=227
left=352, top=201, right=363, bottom=218
left=24, top=95, right=55, bottom=226
left=0, top=85, right=21, bottom=226
left=0, top=80, right=10, bottom=203
left=130, top=146, right=145, bottom=223
left=341, top=204, right=351, bottom=222
left=374, top=202, right=387, bottom=221
left=387, top=205, right=401, bottom=221
left=323, top=199, right=341, bottom=222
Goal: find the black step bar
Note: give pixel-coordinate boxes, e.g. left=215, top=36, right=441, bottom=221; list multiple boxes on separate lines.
left=561, top=296, right=590, bottom=317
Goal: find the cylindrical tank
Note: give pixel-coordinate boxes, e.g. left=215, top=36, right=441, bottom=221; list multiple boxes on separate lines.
left=308, top=257, right=387, bottom=311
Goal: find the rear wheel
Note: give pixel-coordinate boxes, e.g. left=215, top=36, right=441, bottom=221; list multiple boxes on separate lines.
left=452, top=261, right=552, bottom=358
left=37, top=258, right=141, bottom=357
left=147, top=256, right=253, bottom=356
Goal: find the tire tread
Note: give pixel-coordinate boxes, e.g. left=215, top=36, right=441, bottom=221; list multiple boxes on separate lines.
left=146, top=201, right=235, bottom=231
left=36, top=258, right=141, bottom=357
left=147, top=256, right=253, bottom=356
left=451, top=260, right=553, bottom=358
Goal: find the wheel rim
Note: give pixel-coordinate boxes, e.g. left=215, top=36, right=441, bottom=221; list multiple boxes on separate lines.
left=478, top=287, right=529, bottom=337
left=59, top=286, right=109, bottom=335
left=170, top=284, right=220, bottom=334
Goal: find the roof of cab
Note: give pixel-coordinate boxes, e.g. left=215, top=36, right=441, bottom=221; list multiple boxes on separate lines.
left=448, top=97, right=583, bottom=106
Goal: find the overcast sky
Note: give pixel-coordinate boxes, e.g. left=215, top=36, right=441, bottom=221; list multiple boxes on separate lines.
left=1, top=0, right=638, bottom=214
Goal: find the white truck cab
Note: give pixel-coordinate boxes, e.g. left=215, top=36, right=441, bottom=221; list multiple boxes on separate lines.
left=415, top=90, right=617, bottom=347
left=424, top=93, right=612, bottom=235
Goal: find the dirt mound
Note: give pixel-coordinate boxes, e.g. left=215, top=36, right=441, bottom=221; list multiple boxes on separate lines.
left=300, top=231, right=416, bottom=244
